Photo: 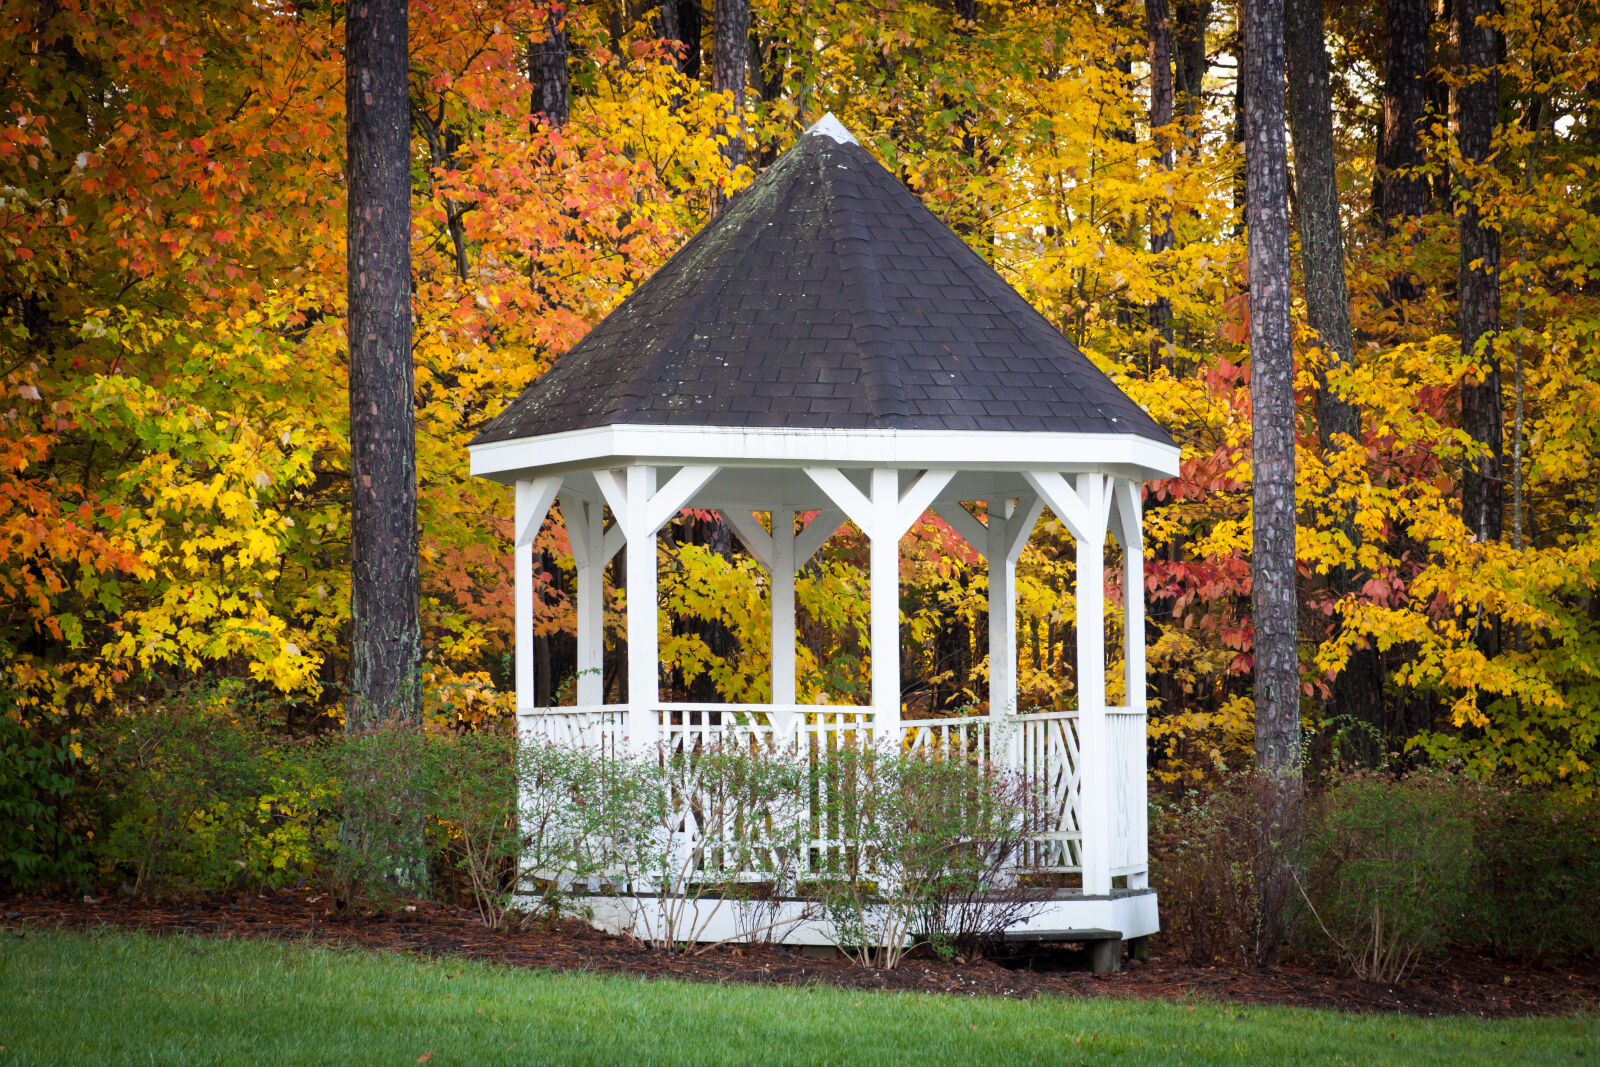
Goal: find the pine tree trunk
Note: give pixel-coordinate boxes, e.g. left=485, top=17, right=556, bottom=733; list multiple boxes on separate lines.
left=529, top=1, right=570, bottom=127
left=1457, top=0, right=1503, bottom=549
left=345, top=0, right=424, bottom=892
left=1146, top=0, right=1175, bottom=368
left=659, top=0, right=701, bottom=78
left=1286, top=0, right=1385, bottom=764
left=710, top=0, right=749, bottom=214
left=1242, top=0, right=1300, bottom=781
left=1174, top=0, right=1211, bottom=125
left=1379, top=0, right=1429, bottom=305
left=346, top=0, right=421, bottom=732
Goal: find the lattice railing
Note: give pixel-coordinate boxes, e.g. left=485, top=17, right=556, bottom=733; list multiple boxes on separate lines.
left=514, top=702, right=1146, bottom=886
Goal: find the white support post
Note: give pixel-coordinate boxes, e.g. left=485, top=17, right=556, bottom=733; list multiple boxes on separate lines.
left=802, top=468, right=955, bottom=744
left=563, top=494, right=611, bottom=707
left=868, top=469, right=903, bottom=740
left=602, top=464, right=721, bottom=751
left=1072, top=473, right=1112, bottom=896
left=514, top=478, right=560, bottom=716
left=624, top=465, right=658, bottom=752
left=1113, top=480, right=1146, bottom=714
left=1114, top=478, right=1149, bottom=888
left=771, top=508, right=797, bottom=708
left=986, top=498, right=1017, bottom=721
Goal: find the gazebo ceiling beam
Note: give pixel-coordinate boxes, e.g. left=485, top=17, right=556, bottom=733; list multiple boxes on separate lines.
left=792, top=508, right=845, bottom=565
left=1022, top=470, right=1112, bottom=545
left=930, top=500, right=989, bottom=556
left=802, top=467, right=955, bottom=540
left=717, top=507, right=775, bottom=571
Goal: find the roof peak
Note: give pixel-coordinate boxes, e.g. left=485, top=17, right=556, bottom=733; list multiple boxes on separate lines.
left=803, top=112, right=858, bottom=145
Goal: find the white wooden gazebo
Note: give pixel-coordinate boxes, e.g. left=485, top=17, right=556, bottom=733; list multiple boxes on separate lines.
left=470, top=116, right=1180, bottom=959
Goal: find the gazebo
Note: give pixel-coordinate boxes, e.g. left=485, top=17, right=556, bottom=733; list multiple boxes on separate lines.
left=469, top=115, right=1179, bottom=958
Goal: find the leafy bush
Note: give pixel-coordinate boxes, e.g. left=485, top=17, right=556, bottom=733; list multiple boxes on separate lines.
left=335, top=725, right=433, bottom=904
left=1462, top=786, right=1600, bottom=961
left=1298, top=774, right=1473, bottom=983
left=1149, top=771, right=1302, bottom=967
left=0, top=712, right=95, bottom=892
left=810, top=744, right=1044, bottom=969
left=93, top=699, right=338, bottom=897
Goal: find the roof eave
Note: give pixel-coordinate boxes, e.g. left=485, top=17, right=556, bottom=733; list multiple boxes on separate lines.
left=468, top=423, right=1182, bottom=485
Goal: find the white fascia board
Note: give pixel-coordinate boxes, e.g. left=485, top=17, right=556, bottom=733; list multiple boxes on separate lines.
left=470, top=425, right=1181, bottom=484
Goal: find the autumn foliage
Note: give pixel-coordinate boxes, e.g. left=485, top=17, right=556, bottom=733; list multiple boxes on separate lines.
left=1, top=0, right=1597, bottom=797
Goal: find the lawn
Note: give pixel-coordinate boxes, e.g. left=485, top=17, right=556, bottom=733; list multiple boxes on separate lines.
left=0, top=930, right=1590, bottom=1066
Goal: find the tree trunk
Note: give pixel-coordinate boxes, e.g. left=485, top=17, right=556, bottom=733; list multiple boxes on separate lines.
left=710, top=0, right=749, bottom=214
left=1174, top=0, right=1211, bottom=125
left=1242, top=0, right=1300, bottom=780
left=347, top=0, right=421, bottom=732
left=1378, top=0, right=1429, bottom=304
left=1286, top=0, right=1385, bottom=764
left=1146, top=0, right=1175, bottom=369
left=1457, top=0, right=1503, bottom=550
left=529, top=0, right=570, bottom=127
left=659, top=0, right=701, bottom=78
left=345, top=0, right=424, bottom=891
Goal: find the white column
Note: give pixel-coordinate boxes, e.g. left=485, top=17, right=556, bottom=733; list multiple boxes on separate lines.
left=1074, top=473, right=1112, bottom=896
left=514, top=478, right=560, bottom=716
left=771, top=508, right=797, bottom=706
left=1115, top=478, right=1149, bottom=888
left=986, top=497, right=1016, bottom=721
left=1117, top=481, right=1146, bottom=714
left=624, top=465, right=658, bottom=751
left=515, top=512, right=534, bottom=716
left=869, top=469, right=902, bottom=739
left=564, top=496, right=608, bottom=707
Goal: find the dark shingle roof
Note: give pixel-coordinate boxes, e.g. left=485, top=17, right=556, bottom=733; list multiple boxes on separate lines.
left=472, top=118, right=1171, bottom=446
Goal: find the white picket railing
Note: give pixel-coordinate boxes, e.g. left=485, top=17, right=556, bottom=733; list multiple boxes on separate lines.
left=514, top=702, right=1147, bottom=887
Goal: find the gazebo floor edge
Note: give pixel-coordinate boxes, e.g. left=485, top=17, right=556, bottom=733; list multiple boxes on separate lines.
left=533, top=888, right=1157, bottom=955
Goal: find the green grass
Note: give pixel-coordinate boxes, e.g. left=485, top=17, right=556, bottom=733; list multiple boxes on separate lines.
left=0, top=930, right=1591, bottom=1066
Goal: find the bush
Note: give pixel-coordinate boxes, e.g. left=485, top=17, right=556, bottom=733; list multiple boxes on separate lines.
left=93, top=699, right=338, bottom=897
left=810, top=744, right=1044, bottom=969
left=0, top=712, right=95, bottom=893
left=334, top=725, right=433, bottom=904
left=1149, top=771, right=1302, bottom=967
left=1298, top=774, right=1474, bottom=983
left=1462, top=786, right=1600, bottom=961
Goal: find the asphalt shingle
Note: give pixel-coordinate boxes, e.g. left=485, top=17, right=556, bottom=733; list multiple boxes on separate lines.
left=471, top=119, right=1172, bottom=447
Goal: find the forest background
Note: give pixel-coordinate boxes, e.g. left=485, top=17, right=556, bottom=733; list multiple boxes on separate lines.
left=3, top=0, right=1598, bottom=805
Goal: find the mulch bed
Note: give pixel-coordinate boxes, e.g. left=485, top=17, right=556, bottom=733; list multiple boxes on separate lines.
left=5, top=894, right=1597, bottom=1018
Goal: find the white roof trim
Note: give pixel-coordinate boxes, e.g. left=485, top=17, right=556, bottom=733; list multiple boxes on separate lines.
left=469, top=424, right=1181, bottom=483
left=804, top=112, right=858, bottom=145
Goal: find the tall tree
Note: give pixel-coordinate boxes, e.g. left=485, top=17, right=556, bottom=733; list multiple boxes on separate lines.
left=660, top=0, right=701, bottom=78
left=1173, top=0, right=1211, bottom=125
left=1242, top=0, right=1299, bottom=778
left=1457, top=0, right=1504, bottom=549
left=529, top=0, right=570, bottom=127
left=1147, top=0, right=1176, bottom=369
left=346, top=0, right=422, bottom=733
left=710, top=0, right=749, bottom=213
left=1286, top=0, right=1385, bottom=762
left=1378, top=0, right=1429, bottom=305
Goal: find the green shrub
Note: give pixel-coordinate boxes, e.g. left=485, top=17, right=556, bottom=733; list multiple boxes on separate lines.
left=334, top=725, right=433, bottom=904
left=0, top=712, right=95, bottom=893
left=1462, top=786, right=1600, bottom=961
left=92, top=698, right=338, bottom=897
left=1299, top=774, right=1473, bottom=982
left=1149, top=772, right=1302, bottom=967
left=809, top=744, right=1043, bottom=969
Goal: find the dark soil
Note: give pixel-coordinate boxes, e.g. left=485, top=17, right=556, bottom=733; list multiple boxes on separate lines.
left=5, top=894, right=1596, bottom=1018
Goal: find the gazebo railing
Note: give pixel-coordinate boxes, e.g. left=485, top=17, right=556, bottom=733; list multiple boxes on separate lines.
left=514, top=702, right=1146, bottom=887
